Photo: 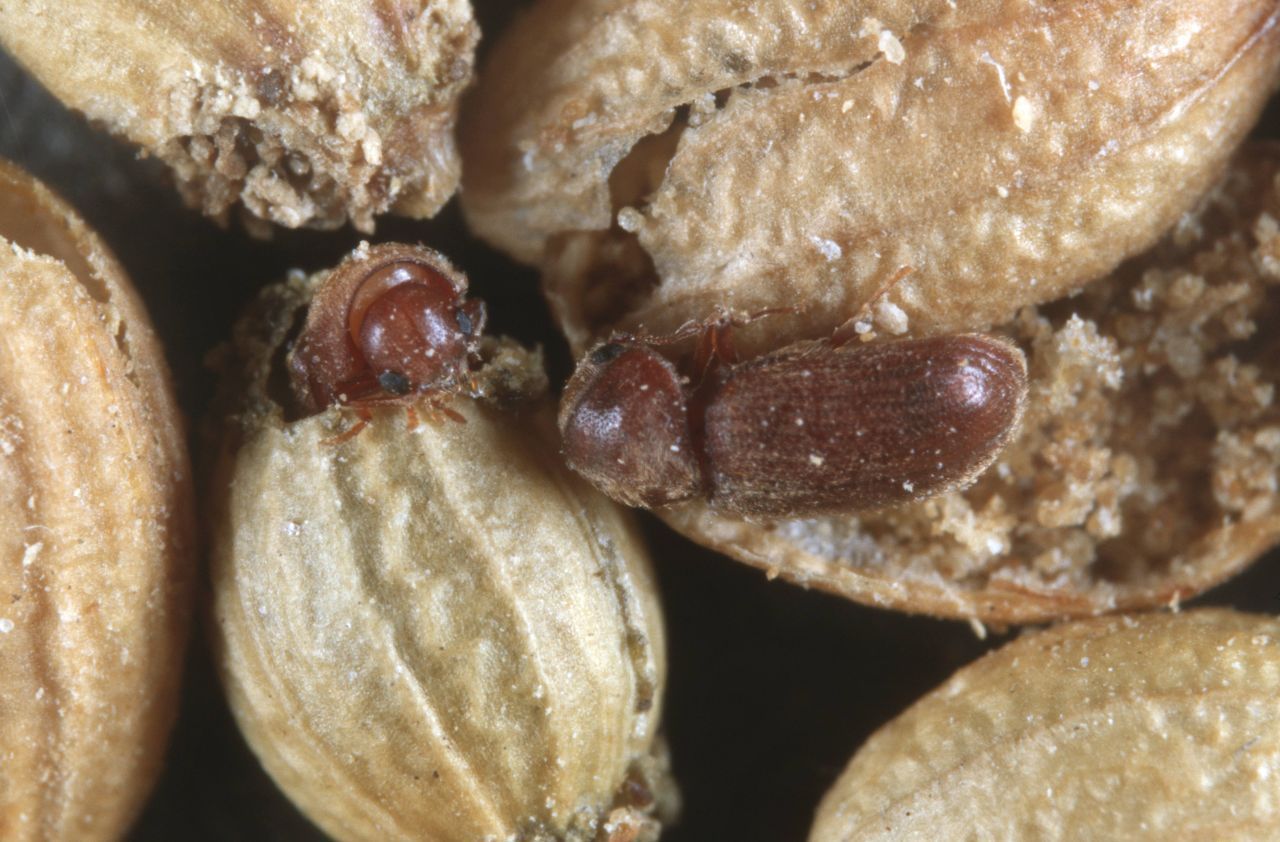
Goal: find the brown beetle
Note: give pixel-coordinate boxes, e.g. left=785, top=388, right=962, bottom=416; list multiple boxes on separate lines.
left=559, top=314, right=1028, bottom=518
left=288, top=242, right=486, bottom=441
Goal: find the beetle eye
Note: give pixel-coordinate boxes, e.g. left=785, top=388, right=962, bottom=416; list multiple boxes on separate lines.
left=456, top=307, right=473, bottom=337
left=589, top=342, right=627, bottom=366
left=378, top=370, right=411, bottom=396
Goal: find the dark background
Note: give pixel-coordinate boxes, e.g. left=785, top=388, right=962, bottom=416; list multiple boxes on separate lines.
left=2, top=4, right=1279, bottom=840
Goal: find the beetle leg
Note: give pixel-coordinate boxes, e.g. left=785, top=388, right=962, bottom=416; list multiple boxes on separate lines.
left=690, top=305, right=799, bottom=378
left=420, top=394, right=467, bottom=425
left=323, top=406, right=373, bottom=445
left=438, top=403, right=467, bottom=424
left=688, top=314, right=742, bottom=384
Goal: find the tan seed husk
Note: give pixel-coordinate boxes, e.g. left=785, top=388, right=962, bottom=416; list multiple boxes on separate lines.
left=811, top=609, right=1280, bottom=841
left=463, top=0, right=1280, bottom=355
left=208, top=262, right=675, bottom=842
left=659, top=143, right=1280, bottom=622
left=0, top=0, right=478, bottom=234
left=462, top=0, right=1280, bottom=622
left=0, top=159, right=192, bottom=841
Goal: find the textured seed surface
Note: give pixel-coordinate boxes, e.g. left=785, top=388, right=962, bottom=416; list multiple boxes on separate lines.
left=660, top=144, right=1280, bottom=621
left=211, top=268, right=673, bottom=842
left=811, top=610, right=1280, bottom=841
left=0, top=0, right=477, bottom=233
left=460, top=0, right=1280, bottom=619
left=0, top=160, right=191, bottom=841
left=465, top=0, right=1280, bottom=354
left=703, top=335, right=1027, bottom=516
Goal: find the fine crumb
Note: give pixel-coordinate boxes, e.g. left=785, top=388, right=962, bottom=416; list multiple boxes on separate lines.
left=804, top=148, right=1280, bottom=609
left=617, top=207, right=644, bottom=233
left=810, top=236, right=843, bottom=261
left=1213, top=427, right=1280, bottom=520
left=873, top=300, right=909, bottom=335
left=21, top=541, right=42, bottom=568
left=878, top=30, right=906, bottom=65
left=1012, top=95, right=1036, bottom=132
left=138, top=9, right=478, bottom=234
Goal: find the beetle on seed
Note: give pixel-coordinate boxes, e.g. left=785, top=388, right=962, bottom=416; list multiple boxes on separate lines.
left=558, top=286, right=1029, bottom=519
left=287, top=243, right=486, bottom=442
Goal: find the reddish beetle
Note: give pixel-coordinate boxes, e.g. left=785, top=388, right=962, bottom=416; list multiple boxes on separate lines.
left=288, top=243, right=486, bottom=440
left=558, top=313, right=1028, bottom=518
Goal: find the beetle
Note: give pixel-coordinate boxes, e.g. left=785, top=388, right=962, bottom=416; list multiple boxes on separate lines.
left=558, top=311, right=1028, bottom=518
left=287, top=243, right=486, bottom=441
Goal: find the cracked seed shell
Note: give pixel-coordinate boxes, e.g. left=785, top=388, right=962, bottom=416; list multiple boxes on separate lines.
left=0, top=0, right=478, bottom=233
left=461, top=0, right=1280, bottom=623
left=659, top=144, right=1280, bottom=622
left=463, top=0, right=1280, bottom=354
